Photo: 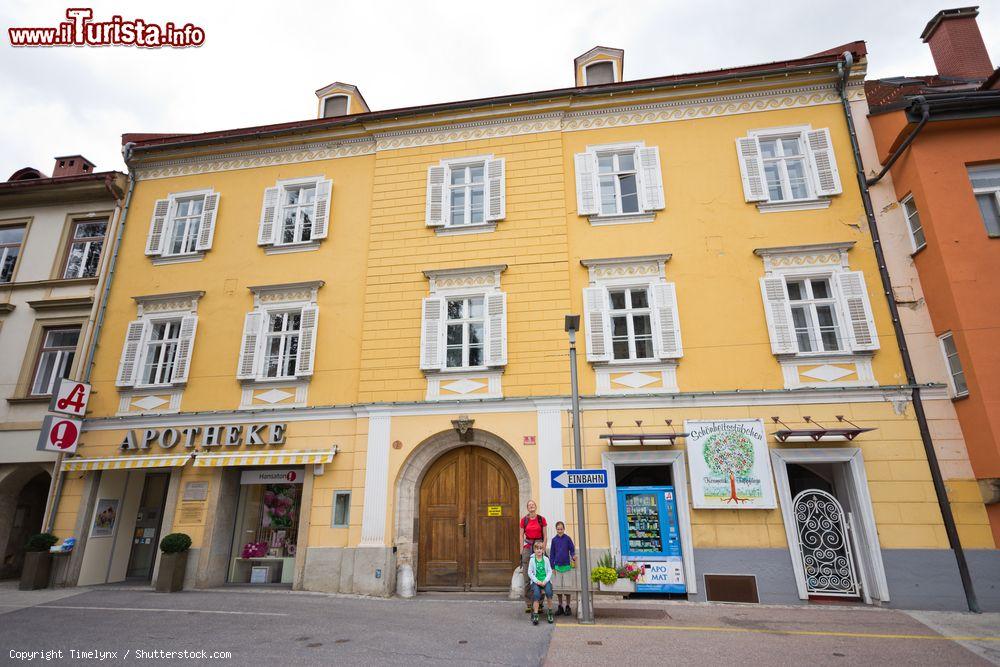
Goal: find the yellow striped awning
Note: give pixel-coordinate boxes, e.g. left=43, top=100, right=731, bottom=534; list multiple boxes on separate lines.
left=62, top=454, right=192, bottom=472
left=192, top=450, right=336, bottom=467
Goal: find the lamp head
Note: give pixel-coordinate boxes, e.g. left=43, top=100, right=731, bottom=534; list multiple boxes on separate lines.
left=564, top=315, right=580, bottom=333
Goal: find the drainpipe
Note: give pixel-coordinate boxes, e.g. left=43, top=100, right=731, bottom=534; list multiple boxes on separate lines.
left=866, top=96, right=930, bottom=187
left=836, top=53, right=980, bottom=613
left=43, top=144, right=138, bottom=533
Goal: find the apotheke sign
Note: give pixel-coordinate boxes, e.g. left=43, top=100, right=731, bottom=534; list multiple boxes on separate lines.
left=120, top=423, right=287, bottom=451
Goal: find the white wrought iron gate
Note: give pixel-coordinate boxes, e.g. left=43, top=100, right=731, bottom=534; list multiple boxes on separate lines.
left=792, top=489, right=861, bottom=597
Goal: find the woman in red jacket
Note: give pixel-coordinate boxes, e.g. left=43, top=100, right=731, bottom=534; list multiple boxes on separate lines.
left=519, top=500, right=547, bottom=611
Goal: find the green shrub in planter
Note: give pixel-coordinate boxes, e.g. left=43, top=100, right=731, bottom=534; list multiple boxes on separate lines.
left=24, top=533, right=58, bottom=552
left=159, top=533, right=192, bottom=554
left=590, top=566, right=618, bottom=586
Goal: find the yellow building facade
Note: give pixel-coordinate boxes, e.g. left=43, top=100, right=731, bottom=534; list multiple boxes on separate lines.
left=52, top=43, right=995, bottom=610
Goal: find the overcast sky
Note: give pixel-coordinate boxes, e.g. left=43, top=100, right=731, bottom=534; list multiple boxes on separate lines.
left=1, top=0, right=997, bottom=177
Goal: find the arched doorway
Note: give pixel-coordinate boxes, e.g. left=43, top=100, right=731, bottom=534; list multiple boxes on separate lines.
left=0, top=469, right=51, bottom=579
left=418, top=445, right=519, bottom=591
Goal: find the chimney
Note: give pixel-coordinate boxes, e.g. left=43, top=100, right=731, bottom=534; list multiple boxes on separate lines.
left=52, top=155, right=96, bottom=177
left=920, top=6, right=994, bottom=79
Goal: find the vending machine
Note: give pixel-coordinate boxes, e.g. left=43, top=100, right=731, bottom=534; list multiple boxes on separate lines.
left=616, top=486, right=686, bottom=594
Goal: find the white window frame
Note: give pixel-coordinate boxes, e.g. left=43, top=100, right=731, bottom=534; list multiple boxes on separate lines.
left=260, top=307, right=304, bottom=380
left=576, top=141, right=664, bottom=225
left=63, top=218, right=107, bottom=279
left=275, top=180, right=318, bottom=246
left=938, top=332, right=969, bottom=398
left=0, top=222, right=27, bottom=284
left=785, top=275, right=844, bottom=356
left=900, top=194, right=926, bottom=253
left=30, top=326, right=81, bottom=397
left=238, top=281, right=323, bottom=385
left=606, top=285, right=656, bottom=362
left=164, top=193, right=207, bottom=257
left=443, top=294, right=487, bottom=370
left=446, top=161, right=487, bottom=228
left=596, top=149, right=642, bottom=216
left=969, top=165, right=1000, bottom=238
left=258, top=177, right=332, bottom=252
left=146, top=189, right=218, bottom=264
left=583, top=60, right=618, bottom=85
left=739, top=125, right=841, bottom=212
left=320, top=94, right=350, bottom=118
left=749, top=126, right=815, bottom=203
left=137, top=316, right=183, bottom=388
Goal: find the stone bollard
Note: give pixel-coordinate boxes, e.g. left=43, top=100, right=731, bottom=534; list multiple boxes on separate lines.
left=509, top=566, right=525, bottom=600
left=397, top=563, right=416, bottom=598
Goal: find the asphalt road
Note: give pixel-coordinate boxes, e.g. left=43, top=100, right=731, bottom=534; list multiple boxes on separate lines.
left=1, top=586, right=998, bottom=666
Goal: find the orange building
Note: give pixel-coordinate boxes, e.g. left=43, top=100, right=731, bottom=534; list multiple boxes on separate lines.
left=866, top=7, right=1000, bottom=545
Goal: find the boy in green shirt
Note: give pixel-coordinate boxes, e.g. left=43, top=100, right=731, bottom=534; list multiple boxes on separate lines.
left=527, top=540, right=554, bottom=625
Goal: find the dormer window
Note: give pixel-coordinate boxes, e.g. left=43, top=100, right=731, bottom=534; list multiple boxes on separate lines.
left=585, top=61, right=615, bottom=85
left=322, top=95, right=349, bottom=118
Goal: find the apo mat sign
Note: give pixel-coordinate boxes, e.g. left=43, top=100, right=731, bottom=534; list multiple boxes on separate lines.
left=684, top=419, right=776, bottom=509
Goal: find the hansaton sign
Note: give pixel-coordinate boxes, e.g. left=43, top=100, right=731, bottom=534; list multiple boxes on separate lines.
left=48, top=378, right=91, bottom=417
left=36, top=414, right=84, bottom=454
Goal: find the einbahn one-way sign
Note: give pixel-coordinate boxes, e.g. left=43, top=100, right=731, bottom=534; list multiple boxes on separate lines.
left=550, top=469, right=608, bottom=489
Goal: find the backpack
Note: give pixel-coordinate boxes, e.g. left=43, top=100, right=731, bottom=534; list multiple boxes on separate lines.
left=521, top=514, right=546, bottom=543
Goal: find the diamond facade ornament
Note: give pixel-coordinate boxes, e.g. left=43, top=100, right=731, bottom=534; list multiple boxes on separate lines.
left=801, top=364, right=854, bottom=382
left=256, top=388, right=294, bottom=404
left=442, top=378, right=486, bottom=395
left=612, top=372, right=659, bottom=389
left=132, top=395, right=168, bottom=410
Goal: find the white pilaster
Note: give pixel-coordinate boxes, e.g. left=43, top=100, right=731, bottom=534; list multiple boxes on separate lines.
left=359, top=410, right=392, bottom=547
left=535, top=400, right=567, bottom=540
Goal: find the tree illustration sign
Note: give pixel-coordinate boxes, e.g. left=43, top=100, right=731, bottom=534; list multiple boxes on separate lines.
left=685, top=419, right=776, bottom=509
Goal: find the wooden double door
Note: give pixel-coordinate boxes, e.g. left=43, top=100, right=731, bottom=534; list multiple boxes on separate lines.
left=418, top=446, right=519, bottom=591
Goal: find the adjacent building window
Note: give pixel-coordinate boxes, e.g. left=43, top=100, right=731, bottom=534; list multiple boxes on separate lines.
left=608, top=286, right=655, bottom=360
left=939, top=332, right=969, bottom=397
left=0, top=224, right=26, bottom=283
left=737, top=127, right=842, bottom=206
left=332, top=491, right=351, bottom=528
left=264, top=310, right=302, bottom=378
left=140, top=319, right=182, bottom=386
left=425, top=156, right=505, bottom=230
left=575, top=142, right=664, bottom=221
left=258, top=178, right=331, bottom=248
left=30, top=326, right=80, bottom=396
left=145, top=190, right=220, bottom=259
left=900, top=195, right=926, bottom=252
left=786, top=277, right=842, bottom=353
left=445, top=296, right=485, bottom=368
left=63, top=218, right=107, bottom=278
left=969, top=165, right=1000, bottom=237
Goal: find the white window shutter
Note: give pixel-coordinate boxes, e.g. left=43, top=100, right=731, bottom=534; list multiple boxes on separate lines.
left=419, top=296, right=445, bottom=369
left=575, top=152, right=600, bottom=216
left=311, top=179, right=333, bottom=240
left=257, top=187, right=281, bottom=246
left=834, top=271, right=879, bottom=351
left=170, top=315, right=199, bottom=383
left=736, top=137, right=768, bottom=202
left=484, top=291, right=507, bottom=366
left=425, top=166, right=446, bottom=227
left=637, top=146, right=665, bottom=211
left=116, top=320, right=147, bottom=387
left=145, top=198, right=170, bottom=256
left=649, top=282, right=683, bottom=358
left=583, top=286, right=611, bottom=362
left=195, top=193, right=219, bottom=251
left=759, top=276, right=798, bottom=354
left=236, top=311, right=265, bottom=379
left=806, top=128, right=843, bottom=196
left=485, top=158, right=506, bottom=222
left=295, top=305, right=319, bottom=376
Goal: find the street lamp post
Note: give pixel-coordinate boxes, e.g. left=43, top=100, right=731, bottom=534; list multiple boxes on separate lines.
left=565, top=315, right=593, bottom=624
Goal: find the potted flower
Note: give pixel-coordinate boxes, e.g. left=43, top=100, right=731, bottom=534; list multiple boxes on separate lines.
left=19, top=533, right=58, bottom=590
left=590, top=552, right=637, bottom=593
left=155, top=533, right=192, bottom=593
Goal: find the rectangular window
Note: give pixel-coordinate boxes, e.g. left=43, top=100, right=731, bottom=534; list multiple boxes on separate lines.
left=0, top=224, right=26, bottom=283
left=264, top=310, right=301, bottom=378
left=445, top=296, right=485, bottom=368
left=30, top=326, right=81, bottom=396
left=760, top=135, right=811, bottom=202
left=608, top=286, right=654, bottom=361
left=448, top=163, right=485, bottom=226
left=332, top=491, right=351, bottom=528
left=166, top=196, right=204, bottom=255
left=939, top=332, right=969, bottom=397
left=969, top=166, right=1000, bottom=238
left=63, top=219, right=107, bottom=279
left=597, top=150, right=640, bottom=215
left=900, top=196, right=926, bottom=252
left=141, top=319, right=182, bottom=385
left=786, top=277, right=841, bottom=353
left=279, top=184, right=316, bottom=244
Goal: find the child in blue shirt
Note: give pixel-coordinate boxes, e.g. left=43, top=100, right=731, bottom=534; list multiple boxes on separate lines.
left=549, top=521, right=577, bottom=616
